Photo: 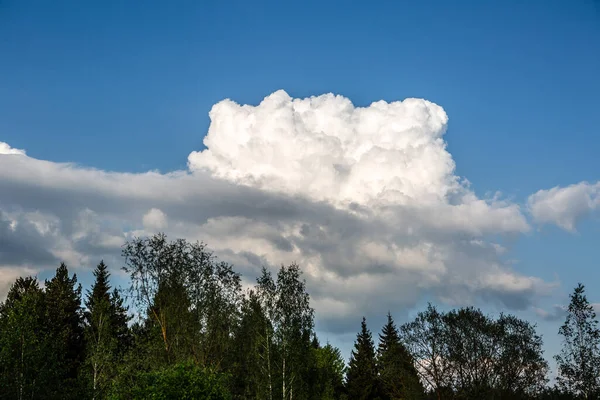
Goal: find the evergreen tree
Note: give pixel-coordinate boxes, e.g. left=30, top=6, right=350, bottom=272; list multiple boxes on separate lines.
left=377, top=312, right=424, bottom=400
left=555, top=283, right=600, bottom=399
left=0, top=276, right=51, bottom=400
left=44, top=263, right=85, bottom=399
left=229, top=290, right=272, bottom=399
left=109, top=287, right=131, bottom=355
left=346, top=317, right=380, bottom=400
left=312, top=341, right=346, bottom=400
left=84, top=261, right=131, bottom=400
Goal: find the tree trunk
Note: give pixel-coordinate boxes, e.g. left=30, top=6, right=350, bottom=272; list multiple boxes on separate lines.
left=266, top=329, right=273, bottom=400
left=19, top=332, right=24, bottom=400
left=93, top=361, right=98, bottom=400
left=282, top=352, right=286, bottom=400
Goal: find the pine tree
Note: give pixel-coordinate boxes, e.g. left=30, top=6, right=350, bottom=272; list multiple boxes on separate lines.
left=555, top=283, right=600, bottom=399
left=84, top=261, right=131, bottom=400
left=45, top=262, right=85, bottom=399
left=346, top=317, right=380, bottom=400
left=377, top=312, right=424, bottom=400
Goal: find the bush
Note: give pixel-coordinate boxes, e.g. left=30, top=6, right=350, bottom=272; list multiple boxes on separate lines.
left=109, top=362, right=231, bottom=400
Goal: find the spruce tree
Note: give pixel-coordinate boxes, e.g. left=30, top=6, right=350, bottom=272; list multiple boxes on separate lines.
left=346, top=317, right=380, bottom=400
left=110, top=287, right=131, bottom=354
left=312, top=341, right=346, bottom=400
left=44, top=262, right=85, bottom=399
left=555, top=283, right=600, bottom=398
left=377, top=312, right=424, bottom=400
left=229, top=290, right=272, bottom=399
left=84, top=261, right=130, bottom=400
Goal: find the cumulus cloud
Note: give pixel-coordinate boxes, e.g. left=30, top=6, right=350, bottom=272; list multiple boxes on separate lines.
left=143, top=208, right=168, bottom=231
left=0, top=90, right=553, bottom=335
left=0, top=141, right=25, bottom=155
left=528, top=182, right=600, bottom=232
left=189, top=91, right=454, bottom=207
left=188, top=91, right=528, bottom=236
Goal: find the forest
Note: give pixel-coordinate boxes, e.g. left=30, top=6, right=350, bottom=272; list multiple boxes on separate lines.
left=1, top=233, right=599, bottom=400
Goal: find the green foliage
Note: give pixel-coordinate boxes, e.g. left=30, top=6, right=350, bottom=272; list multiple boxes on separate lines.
left=401, top=304, right=548, bottom=399
left=0, top=277, right=51, bottom=400
left=121, top=233, right=242, bottom=369
left=255, top=264, right=315, bottom=400
left=108, top=362, right=231, bottom=400
left=346, top=317, right=381, bottom=400
left=44, top=263, right=86, bottom=399
left=84, top=261, right=131, bottom=400
left=377, top=312, right=424, bottom=400
left=555, top=283, right=600, bottom=399
left=0, top=234, right=577, bottom=400
left=229, top=290, right=272, bottom=399
left=312, top=342, right=347, bottom=400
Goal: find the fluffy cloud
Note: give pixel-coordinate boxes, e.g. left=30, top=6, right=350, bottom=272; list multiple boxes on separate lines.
left=0, top=91, right=552, bottom=335
left=528, top=181, right=600, bottom=232
left=143, top=208, right=168, bottom=231
left=0, top=141, right=25, bottom=155
left=188, top=91, right=528, bottom=236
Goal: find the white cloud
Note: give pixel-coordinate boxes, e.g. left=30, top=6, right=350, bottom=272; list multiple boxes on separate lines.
left=143, top=208, right=168, bottom=231
left=189, top=91, right=454, bottom=208
left=0, top=266, right=38, bottom=301
left=190, top=91, right=530, bottom=236
left=527, top=181, right=600, bottom=232
left=0, top=90, right=553, bottom=335
left=0, top=141, right=25, bottom=155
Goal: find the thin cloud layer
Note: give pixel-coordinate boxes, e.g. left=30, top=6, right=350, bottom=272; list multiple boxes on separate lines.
left=528, top=181, right=600, bottom=232
left=0, top=91, right=553, bottom=335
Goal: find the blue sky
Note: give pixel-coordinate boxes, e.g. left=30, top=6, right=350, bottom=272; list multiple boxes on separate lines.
left=1, top=0, right=600, bottom=370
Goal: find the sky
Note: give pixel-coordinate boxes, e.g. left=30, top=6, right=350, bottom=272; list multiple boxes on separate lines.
left=1, top=0, right=600, bottom=373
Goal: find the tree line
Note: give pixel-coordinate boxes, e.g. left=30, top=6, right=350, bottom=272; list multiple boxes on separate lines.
left=0, top=233, right=599, bottom=399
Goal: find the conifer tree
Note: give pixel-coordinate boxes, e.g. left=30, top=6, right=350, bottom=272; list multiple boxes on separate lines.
left=312, top=341, right=346, bottom=400
left=377, top=312, right=424, bottom=400
left=346, top=317, right=380, bottom=400
left=44, top=262, right=86, bottom=399
left=229, top=290, right=272, bottom=399
left=555, top=283, right=600, bottom=399
left=84, top=261, right=130, bottom=400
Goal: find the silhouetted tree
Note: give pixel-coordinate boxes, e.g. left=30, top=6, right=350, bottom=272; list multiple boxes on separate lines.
left=378, top=312, right=424, bottom=399
left=84, top=261, right=131, bottom=400
left=401, top=304, right=452, bottom=399
left=121, top=233, right=242, bottom=368
left=0, top=277, right=51, bottom=400
left=44, top=263, right=85, bottom=399
left=555, top=283, right=600, bottom=399
left=346, top=317, right=380, bottom=400
left=229, top=289, right=272, bottom=399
